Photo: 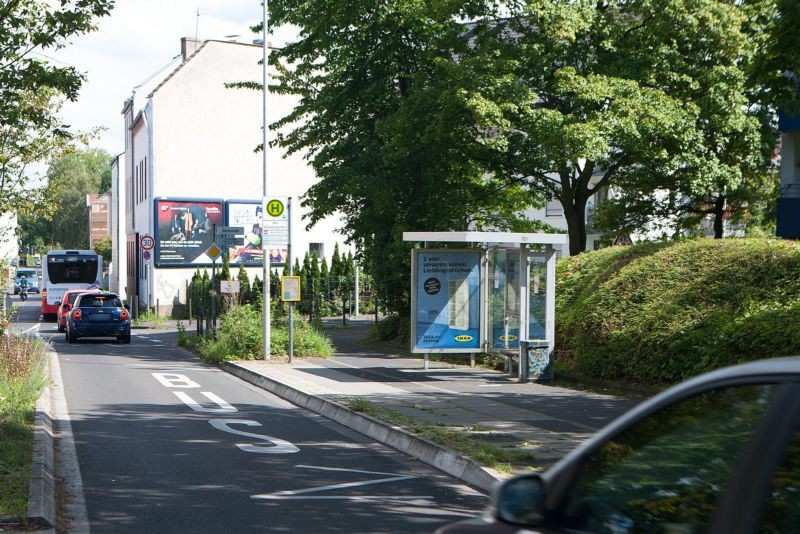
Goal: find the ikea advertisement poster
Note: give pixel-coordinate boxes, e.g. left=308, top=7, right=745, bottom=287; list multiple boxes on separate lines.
left=414, top=250, right=481, bottom=352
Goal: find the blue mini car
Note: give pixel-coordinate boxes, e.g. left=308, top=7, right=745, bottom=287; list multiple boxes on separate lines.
left=66, top=292, right=131, bottom=344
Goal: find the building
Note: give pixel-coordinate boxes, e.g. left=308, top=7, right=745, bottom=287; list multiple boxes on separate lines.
left=110, top=153, right=126, bottom=299
left=86, top=193, right=111, bottom=248
left=116, top=37, right=349, bottom=316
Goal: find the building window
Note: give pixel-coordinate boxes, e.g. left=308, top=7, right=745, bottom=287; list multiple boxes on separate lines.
left=545, top=199, right=563, bottom=217
left=309, top=242, right=324, bottom=259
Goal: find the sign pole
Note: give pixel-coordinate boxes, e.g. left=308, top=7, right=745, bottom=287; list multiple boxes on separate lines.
left=211, top=225, right=217, bottom=335
left=288, top=197, right=293, bottom=363
left=261, top=0, right=271, bottom=360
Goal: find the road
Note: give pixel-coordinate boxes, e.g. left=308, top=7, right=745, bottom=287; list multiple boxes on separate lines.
left=10, top=297, right=487, bottom=533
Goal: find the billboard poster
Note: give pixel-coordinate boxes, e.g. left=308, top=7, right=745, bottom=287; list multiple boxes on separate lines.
left=225, top=201, right=273, bottom=266
left=413, top=250, right=481, bottom=352
left=155, top=198, right=224, bottom=267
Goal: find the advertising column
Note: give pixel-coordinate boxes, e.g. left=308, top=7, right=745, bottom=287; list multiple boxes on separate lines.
left=412, top=249, right=482, bottom=353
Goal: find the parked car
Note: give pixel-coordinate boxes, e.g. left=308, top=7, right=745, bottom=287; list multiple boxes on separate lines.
left=438, top=357, right=800, bottom=534
left=66, top=292, right=131, bottom=344
left=56, top=289, right=99, bottom=333
left=13, top=268, right=40, bottom=294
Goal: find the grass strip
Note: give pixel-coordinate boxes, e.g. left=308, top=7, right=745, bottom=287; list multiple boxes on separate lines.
left=0, top=336, right=48, bottom=522
left=345, top=397, right=536, bottom=474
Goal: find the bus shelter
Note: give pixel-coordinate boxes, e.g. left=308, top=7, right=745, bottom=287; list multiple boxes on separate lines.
left=403, top=231, right=568, bottom=382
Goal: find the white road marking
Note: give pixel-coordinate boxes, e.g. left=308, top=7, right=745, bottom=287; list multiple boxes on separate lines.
left=174, top=391, right=237, bottom=414
left=209, top=419, right=299, bottom=454
left=18, top=323, right=40, bottom=335
left=251, top=465, right=426, bottom=500
left=152, top=372, right=201, bottom=388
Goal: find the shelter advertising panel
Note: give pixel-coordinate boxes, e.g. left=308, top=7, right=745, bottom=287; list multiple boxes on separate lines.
left=412, top=249, right=481, bottom=352
left=155, top=198, right=224, bottom=267
left=225, top=201, right=270, bottom=266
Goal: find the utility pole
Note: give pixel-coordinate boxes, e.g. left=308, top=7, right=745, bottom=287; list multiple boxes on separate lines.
left=261, top=0, right=271, bottom=360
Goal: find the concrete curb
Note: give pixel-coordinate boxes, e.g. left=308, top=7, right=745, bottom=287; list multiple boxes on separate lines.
left=27, top=353, right=56, bottom=529
left=222, top=362, right=502, bottom=493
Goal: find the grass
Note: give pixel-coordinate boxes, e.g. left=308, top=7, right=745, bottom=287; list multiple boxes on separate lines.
left=133, top=309, right=168, bottom=328
left=345, top=397, right=536, bottom=474
left=0, top=335, right=48, bottom=522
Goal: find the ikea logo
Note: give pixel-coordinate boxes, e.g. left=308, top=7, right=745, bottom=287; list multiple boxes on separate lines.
left=454, top=335, right=474, bottom=343
left=499, top=334, right=518, bottom=342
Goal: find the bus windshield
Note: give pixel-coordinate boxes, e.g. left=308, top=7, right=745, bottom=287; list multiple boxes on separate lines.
left=46, top=255, right=99, bottom=284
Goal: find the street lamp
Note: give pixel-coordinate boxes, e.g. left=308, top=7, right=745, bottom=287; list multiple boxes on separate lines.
left=262, top=0, right=271, bottom=360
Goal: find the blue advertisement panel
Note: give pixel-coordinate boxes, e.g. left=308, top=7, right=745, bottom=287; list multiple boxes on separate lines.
left=415, top=250, right=481, bottom=351
left=154, top=198, right=224, bottom=267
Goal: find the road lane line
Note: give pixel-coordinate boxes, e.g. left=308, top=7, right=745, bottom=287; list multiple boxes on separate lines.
left=252, top=466, right=418, bottom=499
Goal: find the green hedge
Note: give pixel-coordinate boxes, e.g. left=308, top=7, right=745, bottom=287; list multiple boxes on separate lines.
left=556, top=238, right=800, bottom=385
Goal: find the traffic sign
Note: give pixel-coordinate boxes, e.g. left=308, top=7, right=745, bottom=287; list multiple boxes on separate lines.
left=218, top=236, right=244, bottom=247
left=140, top=234, right=155, bottom=250
left=217, top=226, right=244, bottom=237
left=265, top=199, right=285, bottom=217
left=263, top=196, right=289, bottom=247
left=205, top=243, right=223, bottom=261
left=143, top=250, right=151, bottom=262
left=281, top=276, right=301, bottom=301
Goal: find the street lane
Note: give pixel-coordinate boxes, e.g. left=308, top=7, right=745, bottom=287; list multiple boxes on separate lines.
left=43, top=316, right=486, bottom=532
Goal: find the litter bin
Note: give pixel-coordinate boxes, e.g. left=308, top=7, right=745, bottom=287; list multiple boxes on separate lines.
left=519, top=340, right=553, bottom=383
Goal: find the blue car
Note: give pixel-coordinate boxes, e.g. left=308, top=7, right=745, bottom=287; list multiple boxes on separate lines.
left=66, top=292, right=131, bottom=344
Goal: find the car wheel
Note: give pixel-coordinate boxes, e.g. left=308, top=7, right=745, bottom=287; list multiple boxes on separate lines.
left=67, top=328, right=77, bottom=343
left=58, top=323, right=64, bottom=333
left=122, top=332, right=131, bottom=344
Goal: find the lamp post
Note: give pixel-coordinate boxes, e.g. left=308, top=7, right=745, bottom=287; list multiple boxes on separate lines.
left=261, top=0, right=271, bottom=360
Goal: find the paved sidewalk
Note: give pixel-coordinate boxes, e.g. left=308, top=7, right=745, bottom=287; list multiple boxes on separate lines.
left=231, top=317, right=641, bottom=481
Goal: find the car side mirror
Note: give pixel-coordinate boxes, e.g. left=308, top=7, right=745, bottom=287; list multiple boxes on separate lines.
left=492, top=473, right=546, bottom=527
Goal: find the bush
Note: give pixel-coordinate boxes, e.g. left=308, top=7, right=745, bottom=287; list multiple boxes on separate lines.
left=199, top=305, right=334, bottom=363
left=370, top=313, right=410, bottom=343
left=557, top=238, right=800, bottom=385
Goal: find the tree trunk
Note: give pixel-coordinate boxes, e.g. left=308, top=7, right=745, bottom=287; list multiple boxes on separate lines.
left=712, top=194, right=726, bottom=239
left=563, top=195, right=588, bottom=255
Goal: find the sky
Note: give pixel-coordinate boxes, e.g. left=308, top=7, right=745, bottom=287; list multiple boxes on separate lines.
left=44, top=0, right=296, bottom=156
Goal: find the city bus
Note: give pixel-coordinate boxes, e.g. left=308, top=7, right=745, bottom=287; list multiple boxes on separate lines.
left=41, top=250, right=103, bottom=319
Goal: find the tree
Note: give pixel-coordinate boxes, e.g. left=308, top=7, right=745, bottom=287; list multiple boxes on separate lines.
left=267, top=0, right=533, bottom=312
left=48, top=147, right=112, bottom=248
left=93, top=235, right=111, bottom=265
left=0, top=0, right=113, bottom=214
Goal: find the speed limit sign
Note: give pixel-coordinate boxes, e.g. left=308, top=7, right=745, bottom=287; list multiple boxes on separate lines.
left=140, top=234, right=155, bottom=250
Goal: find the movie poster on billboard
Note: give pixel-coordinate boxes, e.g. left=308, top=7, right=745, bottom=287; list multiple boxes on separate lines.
left=226, top=201, right=265, bottom=266
left=155, top=198, right=224, bottom=266
left=413, top=250, right=481, bottom=352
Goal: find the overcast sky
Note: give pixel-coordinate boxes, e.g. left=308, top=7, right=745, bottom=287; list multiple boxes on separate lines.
left=46, top=0, right=296, bottom=156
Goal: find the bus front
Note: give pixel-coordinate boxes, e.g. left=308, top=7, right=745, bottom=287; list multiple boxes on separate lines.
left=42, top=251, right=103, bottom=318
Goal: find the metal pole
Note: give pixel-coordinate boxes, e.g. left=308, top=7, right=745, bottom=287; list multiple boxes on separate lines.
left=288, top=197, right=293, bottom=363
left=261, top=0, right=271, bottom=360
left=354, top=263, right=359, bottom=316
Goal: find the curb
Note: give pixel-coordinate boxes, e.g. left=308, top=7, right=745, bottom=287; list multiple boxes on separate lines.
left=222, top=362, right=501, bottom=493
left=27, top=353, right=56, bottom=529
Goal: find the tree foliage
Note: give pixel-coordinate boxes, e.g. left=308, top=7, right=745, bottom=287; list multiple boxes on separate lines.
left=48, top=147, right=112, bottom=248
left=0, top=0, right=113, bottom=214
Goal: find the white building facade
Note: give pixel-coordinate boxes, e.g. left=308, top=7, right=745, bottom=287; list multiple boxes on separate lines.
left=116, top=38, right=348, bottom=316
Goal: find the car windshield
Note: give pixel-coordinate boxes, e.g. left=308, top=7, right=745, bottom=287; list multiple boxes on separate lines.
left=79, top=296, right=122, bottom=308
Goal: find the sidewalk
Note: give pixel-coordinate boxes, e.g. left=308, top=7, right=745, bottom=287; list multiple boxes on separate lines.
left=223, top=316, right=642, bottom=490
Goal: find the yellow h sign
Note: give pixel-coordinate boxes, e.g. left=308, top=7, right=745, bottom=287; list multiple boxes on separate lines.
left=266, top=199, right=284, bottom=217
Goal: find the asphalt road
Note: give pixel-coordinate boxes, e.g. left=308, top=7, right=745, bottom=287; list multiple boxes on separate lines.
left=11, top=298, right=487, bottom=533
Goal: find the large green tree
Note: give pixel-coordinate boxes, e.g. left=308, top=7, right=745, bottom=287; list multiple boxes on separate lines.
left=0, top=0, right=113, bottom=214
left=266, top=1, right=536, bottom=311
left=48, top=148, right=112, bottom=248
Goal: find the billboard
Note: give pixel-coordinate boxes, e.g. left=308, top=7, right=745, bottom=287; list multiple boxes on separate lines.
left=412, top=249, right=482, bottom=352
left=155, top=198, right=224, bottom=267
left=226, top=201, right=266, bottom=266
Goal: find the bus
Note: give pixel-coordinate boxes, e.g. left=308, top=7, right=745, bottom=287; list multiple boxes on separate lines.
left=42, top=250, right=103, bottom=319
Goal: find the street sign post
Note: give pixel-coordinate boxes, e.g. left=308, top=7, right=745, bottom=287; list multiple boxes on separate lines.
left=280, top=276, right=301, bottom=301
left=205, top=243, right=223, bottom=261
left=217, top=236, right=244, bottom=248
left=217, top=226, right=245, bottom=237
left=263, top=197, right=289, bottom=247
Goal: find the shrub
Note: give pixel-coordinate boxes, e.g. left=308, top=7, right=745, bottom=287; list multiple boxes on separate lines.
left=370, top=313, right=410, bottom=343
left=199, top=305, right=334, bottom=363
left=557, top=238, right=800, bottom=385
